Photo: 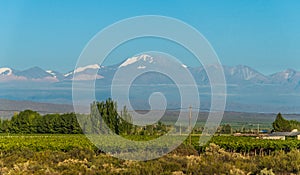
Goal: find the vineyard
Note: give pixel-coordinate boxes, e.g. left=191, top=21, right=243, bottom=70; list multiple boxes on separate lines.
left=0, top=134, right=300, bottom=174
left=1, top=134, right=300, bottom=155
left=195, top=136, right=300, bottom=155
left=0, top=134, right=96, bottom=152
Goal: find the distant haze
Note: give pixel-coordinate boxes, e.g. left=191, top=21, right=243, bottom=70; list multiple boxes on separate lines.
left=1, top=54, right=300, bottom=113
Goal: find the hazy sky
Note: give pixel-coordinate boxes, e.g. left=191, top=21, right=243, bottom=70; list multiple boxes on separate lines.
left=0, top=0, right=300, bottom=74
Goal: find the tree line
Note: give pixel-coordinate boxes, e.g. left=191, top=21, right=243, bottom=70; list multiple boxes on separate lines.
left=0, top=98, right=168, bottom=135
left=82, top=98, right=167, bottom=136
left=0, top=110, right=82, bottom=134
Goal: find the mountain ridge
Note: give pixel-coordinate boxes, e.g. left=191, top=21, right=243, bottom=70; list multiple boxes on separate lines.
left=1, top=54, right=300, bottom=113
left=1, top=54, right=300, bottom=86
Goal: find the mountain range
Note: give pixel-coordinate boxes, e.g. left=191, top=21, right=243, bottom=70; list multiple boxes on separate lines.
left=1, top=54, right=300, bottom=113
left=1, top=54, right=299, bottom=86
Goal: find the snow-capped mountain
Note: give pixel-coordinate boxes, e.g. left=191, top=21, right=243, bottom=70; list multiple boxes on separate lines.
left=223, top=65, right=269, bottom=84
left=0, top=68, right=13, bottom=76
left=1, top=54, right=300, bottom=113
left=118, top=54, right=188, bottom=70
left=114, top=54, right=190, bottom=84
left=0, top=54, right=299, bottom=86
left=14, top=67, right=53, bottom=79
left=64, top=64, right=101, bottom=77
left=46, top=70, right=65, bottom=81
left=270, top=69, right=300, bottom=85
left=64, top=64, right=104, bottom=81
left=0, top=66, right=58, bottom=82
left=0, top=64, right=105, bottom=82
left=119, top=54, right=155, bottom=68
left=189, top=65, right=269, bottom=85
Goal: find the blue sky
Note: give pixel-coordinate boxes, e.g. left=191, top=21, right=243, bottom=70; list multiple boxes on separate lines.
left=0, top=0, right=300, bottom=74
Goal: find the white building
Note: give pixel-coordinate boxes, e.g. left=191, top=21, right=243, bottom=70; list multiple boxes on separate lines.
left=263, top=130, right=300, bottom=140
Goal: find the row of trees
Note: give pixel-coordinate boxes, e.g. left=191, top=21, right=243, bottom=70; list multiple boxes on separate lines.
left=84, top=99, right=133, bottom=135
left=0, top=99, right=168, bottom=135
left=83, top=98, right=167, bottom=136
left=0, top=110, right=82, bottom=134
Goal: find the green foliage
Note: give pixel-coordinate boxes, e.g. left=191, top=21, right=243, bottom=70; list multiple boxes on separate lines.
left=0, top=99, right=169, bottom=136
left=0, top=136, right=299, bottom=174
left=0, top=135, right=299, bottom=174
left=220, top=124, right=232, bottom=134
left=0, top=134, right=96, bottom=153
left=9, top=110, right=41, bottom=133
left=88, top=99, right=168, bottom=136
left=89, top=99, right=131, bottom=135
left=272, top=113, right=300, bottom=132
left=196, top=136, right=300, bottom=154
left=0, top=110, right=83, bottom=134
left=289, top=119, right=300, bottom=131
left=119, top=106, right=133, bottom=135
left=272, top=113, right=292, bottom=132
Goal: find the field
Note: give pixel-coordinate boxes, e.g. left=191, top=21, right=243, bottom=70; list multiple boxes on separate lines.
left=2, top=134, right=300, bottom=154
left=160, top=111, right=297, bottom=131
left=1, top=107, right=300, bottom=174
left=1, top=134, right=300, bottom=174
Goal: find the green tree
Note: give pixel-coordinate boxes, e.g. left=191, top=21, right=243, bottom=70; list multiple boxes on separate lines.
left=289, top=120, right=300, bottom=131
left=221, top=124, right=232, bottom=134
left=91, top=98, right=121, bottom=135
left=272, top=113, right=292, bottom=132
left=0, top=119, right=10, bottom=133
left=119, top=106, right=133, bottom=135
left=10, top=110, right=41, bottom=133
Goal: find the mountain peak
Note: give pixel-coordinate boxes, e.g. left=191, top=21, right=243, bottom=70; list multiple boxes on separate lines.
left=119, top=54, right=154, bottom=68
left=224, top=65, right=268, bottom=82
left=74, top=64, right=100, bottom=73
left=64, top=64, right=101, bottom=77
left=0, top=67, right=13, bottom=76
left=14, top=66, right=51, bottom=79
left=26, top=66, right=44, bottom=71
left=284, top=68, right=296, bottom=74
left=283, top=69, right=296, bottom=79
left=271, top=68, right=298, bottom=80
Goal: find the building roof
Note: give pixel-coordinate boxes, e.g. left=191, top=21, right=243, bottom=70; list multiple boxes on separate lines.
left=270, top=132, right=300, bottom=137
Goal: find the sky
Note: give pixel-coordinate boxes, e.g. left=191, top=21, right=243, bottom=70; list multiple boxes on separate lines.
left=0, top=0, right=300, bottom=74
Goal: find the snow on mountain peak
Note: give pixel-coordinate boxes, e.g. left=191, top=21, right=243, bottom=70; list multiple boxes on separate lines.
left=46, top=70, right=57, bottom=78
left=283, top=69, right=296, bottom=79
left=119, top=54, right=154, bottom=68
left=64, top=64, right=101, bottom=77
left=228, top=65, right=263, bottom=80
left=46, top=70, right=54, bottom=74
left=270, top=69, right=298, bottom=82
left=74, top=64, right=100, bottom=73
left=0, top=68, right=13, bottom=76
